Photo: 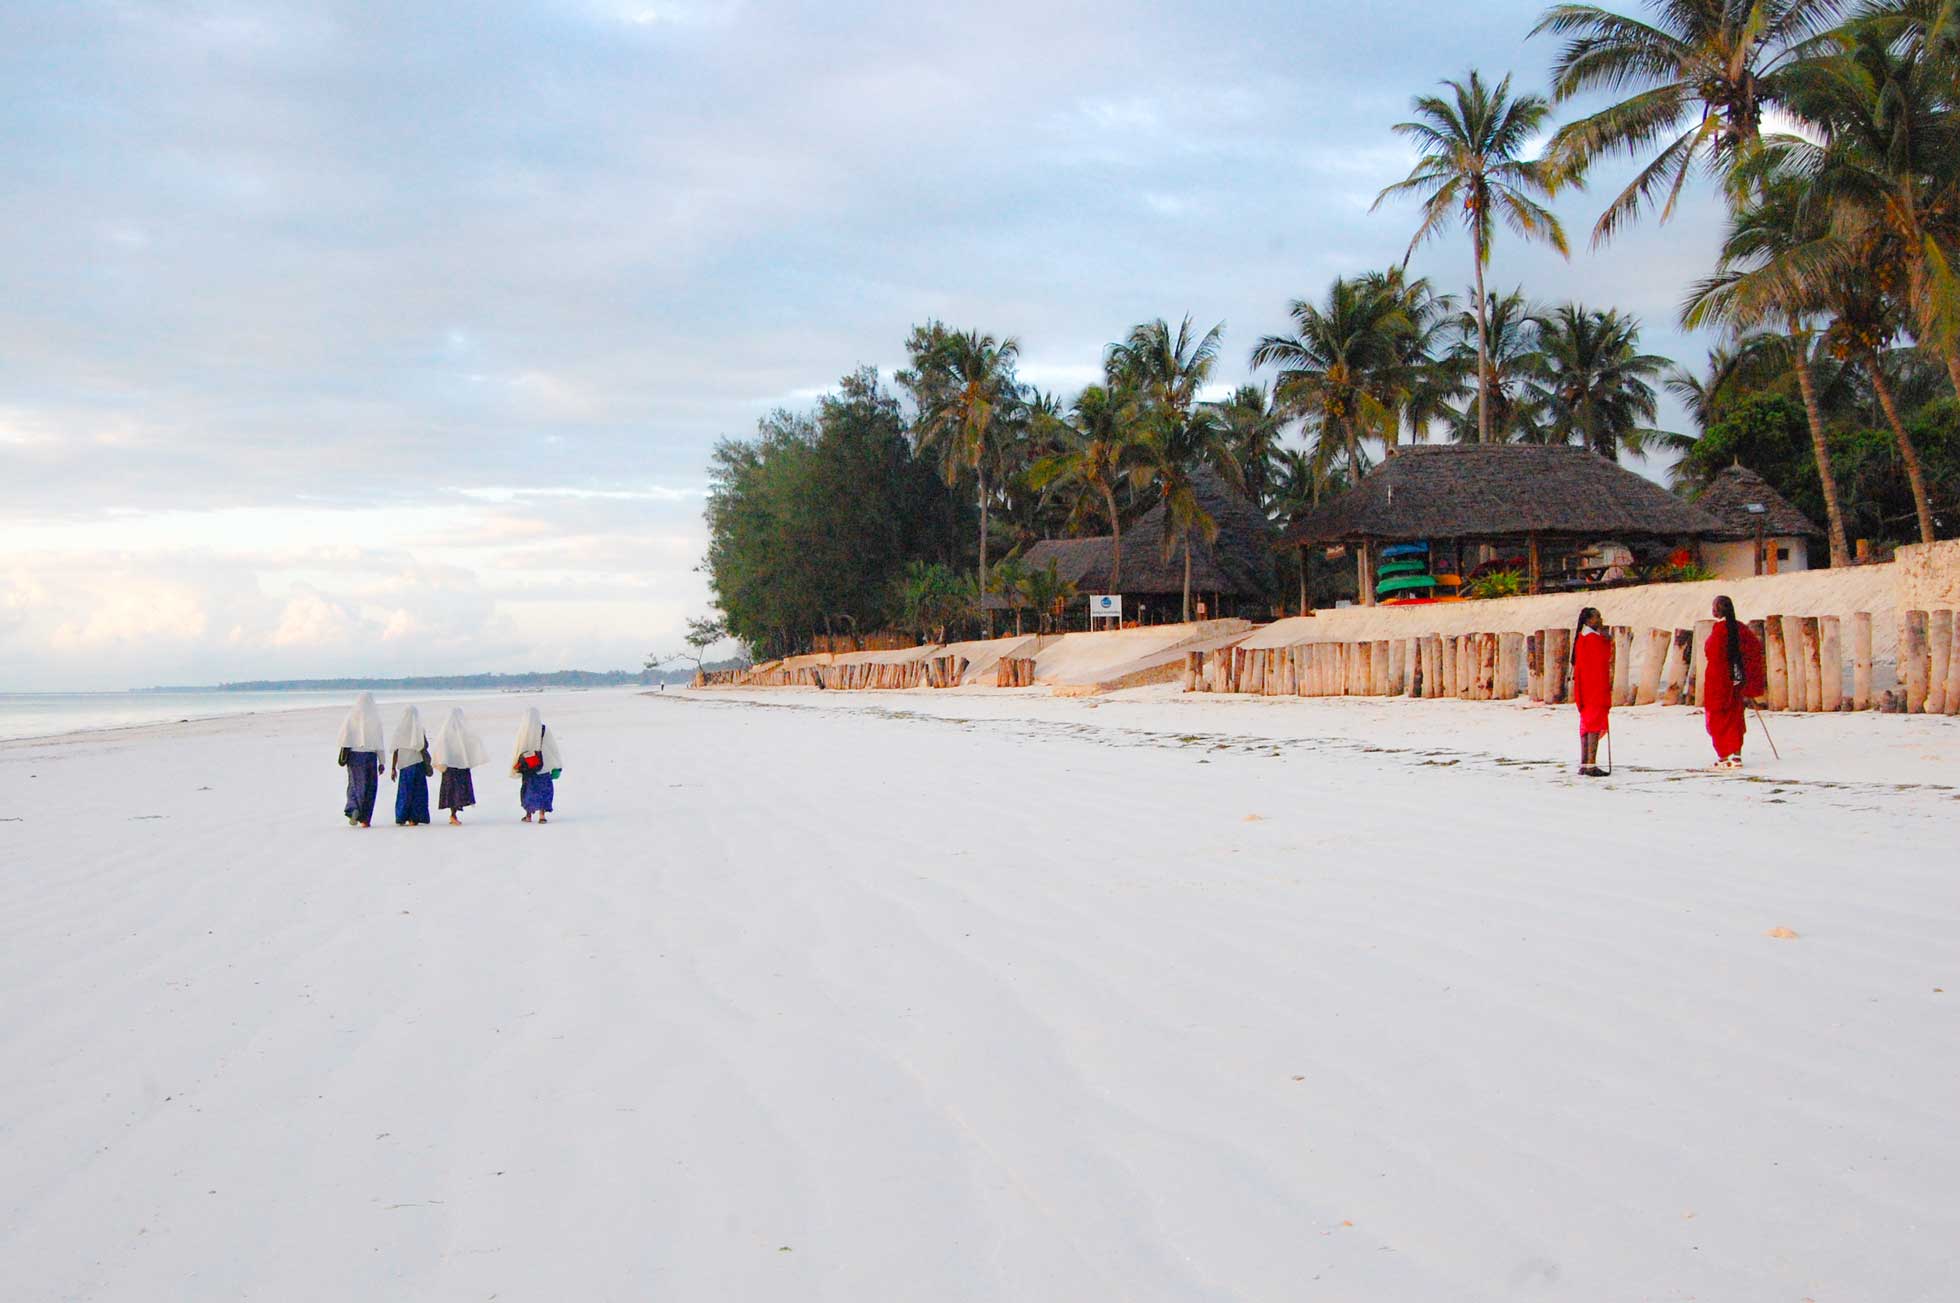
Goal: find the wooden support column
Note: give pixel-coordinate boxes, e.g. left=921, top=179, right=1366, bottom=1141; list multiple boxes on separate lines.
left=1611, top=626, right=1634, bottom=707
left=1850, top=611, right=1873, bottom=709
left=1358, top=541, right=1377, bottom=607
left=1763, top=616, right=1788, bottom=710
left=1662, top=629, right=1692, bottom=706
left=1946, top=615, right=1960, bottom=715
left=1819, top=616, right=1842, bottom=712
left=1544, top=628, right=1570, bottom=703
left=1799, top=617, right=1822, bottom=711
left=1527, top=533, right=1542, bottom=595
left=1928, top=610, right=1952, bottom=715
left=1902, top=610, right=1930, bottom=712
left=1497, top=633, right=1523, bottom=700
left=1635, top=629, right=1668, bottom=705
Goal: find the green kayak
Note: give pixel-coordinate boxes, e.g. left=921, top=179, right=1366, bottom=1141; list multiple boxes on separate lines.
left=1376, top=573, right=1440, bottom=596
left=1376, top=559, right=1428, bottom=578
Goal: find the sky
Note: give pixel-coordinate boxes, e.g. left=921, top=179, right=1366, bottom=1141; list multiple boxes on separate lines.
left=0, top=0, right=1732, bottom=690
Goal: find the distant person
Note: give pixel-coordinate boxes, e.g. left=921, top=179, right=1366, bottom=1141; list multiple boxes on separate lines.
left=1571, top=606, right=1612, bottom=776
left=335, top=693, right=385, bottom=827
left=389, top=705, right=432, bottom=826
left=511, top=707, right=563, bottom=824
left=1702, top=595, right=1767, bottom=769
left=431, top=707, right=487, bottom=825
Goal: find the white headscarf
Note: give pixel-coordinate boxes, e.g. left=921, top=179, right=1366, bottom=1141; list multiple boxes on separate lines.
left=509, top=706, right=563, bottom=775
left=390, top=706, right=430, bottom=769
left=431, top=708, right=488, bottom=771
left=336, top=692, right=385, bottom=752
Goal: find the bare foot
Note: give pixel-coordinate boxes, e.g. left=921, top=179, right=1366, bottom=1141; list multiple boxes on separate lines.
left=537, top=814, right=548, bottom=824
left=521, top=813, right=532, bottom=823
left=449, top=814, right=461, bottom=826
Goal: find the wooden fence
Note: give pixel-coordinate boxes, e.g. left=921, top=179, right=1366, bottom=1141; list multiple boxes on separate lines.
left=694, top=655, right=970, bottom=691
left=1184, top=609, right=1960, bottom=714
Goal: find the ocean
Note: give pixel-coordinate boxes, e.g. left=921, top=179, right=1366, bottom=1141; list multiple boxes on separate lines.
left=1, top=688, right=438, bottom=742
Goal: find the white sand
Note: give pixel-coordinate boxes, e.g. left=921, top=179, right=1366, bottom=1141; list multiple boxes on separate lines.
left=3, top=686, right=1957, bottom=1300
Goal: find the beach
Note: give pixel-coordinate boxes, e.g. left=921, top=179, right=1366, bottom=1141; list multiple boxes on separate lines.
left=3, top=685, right=1956, bottom=1301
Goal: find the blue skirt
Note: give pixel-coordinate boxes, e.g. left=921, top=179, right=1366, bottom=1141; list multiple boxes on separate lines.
left=520, top=771, right=555, bottom=814
left=394, top=762, right=431, bottom=825
left=343, top=752, right=379, bottom=824
left=438, top=768, right=475, bottom=811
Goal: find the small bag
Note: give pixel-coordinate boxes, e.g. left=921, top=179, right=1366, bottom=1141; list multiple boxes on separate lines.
left=337, top=747, right=351, bottom=768
left=520, top=752, right=543, bottom=773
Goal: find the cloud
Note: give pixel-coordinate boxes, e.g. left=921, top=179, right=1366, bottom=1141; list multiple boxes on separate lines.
left=0, top=0, right=1733, bottom=686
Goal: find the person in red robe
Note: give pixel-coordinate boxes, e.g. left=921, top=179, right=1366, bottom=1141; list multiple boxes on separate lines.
left=1703, top=595, right=1766, bottom=767
left=1571, top=605, right=1613, bottom=775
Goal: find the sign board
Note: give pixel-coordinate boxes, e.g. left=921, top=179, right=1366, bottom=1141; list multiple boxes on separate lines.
left=1088, top=594, right=1123, bottom=621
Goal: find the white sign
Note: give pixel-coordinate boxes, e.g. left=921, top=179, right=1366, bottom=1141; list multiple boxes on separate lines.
left=1088, top=594, right=1123, bottom=620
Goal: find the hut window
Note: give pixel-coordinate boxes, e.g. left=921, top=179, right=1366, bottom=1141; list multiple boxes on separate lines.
left=1776, top=546, right=1790, bottom=562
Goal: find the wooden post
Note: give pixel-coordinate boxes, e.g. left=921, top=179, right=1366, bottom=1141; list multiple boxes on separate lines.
left=1480, top=634, right=1499, bottom=700
left=1662, top=629, right=1692, bottom=706
left=1526, top=632, right=1543, bottom=701
left=1527, top=533, right=1542, bottom=595
left=1928, top=610, right=1952, bottom=715
left=1611, top=626, right=1634, bottom=707
left=1819, top=616, right=1842, bottom=712
left=1850, top=611, right=1872, bottom=710
left=1763, top=615, right=1788, bottom=710
left=1458, top=635, right=1475, bottom=699
left=1497, top=633, right=1522, bottom=700
left=1439, top=636, right=1455, bottom=698
left=1387, top=638, right=1405, bottom=697
left=1690, top=620, right=1714, bottom=707
left=1799, top=617, right=1822, bottom=711
left=1358, top=542, right=1376, bottom=608
left=1902, top=610, right=1930, bottom=712
left=1635, top=629, right=1667, bottom=705
left=1544, top=628, right=1570, bottom=703
left=1372, top=640, right=1390, bottom=695
left=1946, top=614, right=1960, bottom=715
left=1406, top=638, right=1422, bottom=697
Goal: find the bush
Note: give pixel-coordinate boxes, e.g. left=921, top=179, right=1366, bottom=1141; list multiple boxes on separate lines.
left=1464, top=569, right=1526, bottom=599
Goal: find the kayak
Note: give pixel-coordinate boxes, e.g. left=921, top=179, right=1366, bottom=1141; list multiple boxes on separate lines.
left=1381, top=542, right=1430, bottom=559
left=1376, top=573, right=1439, bottom=596
left=1383, top=594, right=1467, bottom=605
left=1376, top=559, right=1428, bottom=578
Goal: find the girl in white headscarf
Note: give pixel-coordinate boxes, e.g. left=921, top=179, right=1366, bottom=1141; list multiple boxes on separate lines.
left=431, top=707, right=488, bottom=825
left=389, top=705, right=433, bottom=826
left=510, top=706, right=563, bottom=823
left=335, top=692, right=386, bottom=827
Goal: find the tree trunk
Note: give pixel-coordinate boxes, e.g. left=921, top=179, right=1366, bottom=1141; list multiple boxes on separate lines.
left=1789, top=333, right=1850, bottom=566
left=1869, top=359, right=1936, bottom=545
left=1105, top=486, right=1123, bottom=592
left=977, top=464, right=993, bottom=635
left=1181, top=542, right=1192, bottom=623
left=1473, top=233, right=1492, bottom=444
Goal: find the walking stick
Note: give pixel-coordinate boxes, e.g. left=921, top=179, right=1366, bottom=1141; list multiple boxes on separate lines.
left=1602, top=730, right=1613, bottom=776
left=1750, top=702, right=1781, bottom=760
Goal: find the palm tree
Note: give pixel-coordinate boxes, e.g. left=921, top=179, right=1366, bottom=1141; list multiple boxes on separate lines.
left=905, top=328, right=1023, bottom=600
left=1526, top=303, right=1673, bottom=459
left=1665, top=336, right=1785, bottom=433
left=1685, top=176, right=1854, bottom=564
left=1363, top=267, right=1456, bottom=444
left=1209, top=384, right=1288, bottom=511
left=1783, top=25, right=1960, bottom=405
left=1107, top=316, right=1225, bottom=424
left=1026, top=383, right=1145, bottom=589
left=1130, top=416, right=1229, bottom=622
left=1374, top=69, right=1569, bottom=443
left=1249, top=276, right=1405, bottom=488
left=1439, top=289, right=1550, bottom=443
left=1533, top=0, right=1849, bottom=243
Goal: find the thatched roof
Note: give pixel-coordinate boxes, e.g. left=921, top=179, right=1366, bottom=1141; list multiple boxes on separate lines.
left=1019, top=467, right=1275, bottom=599
left=1693, top=464, right=1820, bottom=539
left=1279, top=444, right=1724, bottom=545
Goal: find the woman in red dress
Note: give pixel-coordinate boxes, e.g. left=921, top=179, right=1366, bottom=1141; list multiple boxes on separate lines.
left=1571, top=605, right=1613, bottom=776
left=1702, top=595, right=1766, bottom=768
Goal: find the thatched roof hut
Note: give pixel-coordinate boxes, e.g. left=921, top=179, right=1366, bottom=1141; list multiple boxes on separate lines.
left=1016, top=467, right=1275, bottom=616
left=1278, top=445, right=1726, bottom=604
left=1691, top=464, right=1820, bottom=577
left=1280, top=445, right=1722, bottom=546
left=1693, top=464, right=1819, bottom=539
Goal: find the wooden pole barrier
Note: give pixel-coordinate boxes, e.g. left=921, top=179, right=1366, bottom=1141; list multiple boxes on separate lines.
left=1635, top=629, right=1667, bottom=705
left=1526, top=632, right=1543, bottom=701
left=1928, top=610, right=1952, bottom=715
left=1850, top=611, right=1872, bottom=710
left=1497, top=633, right=1522, bottom=700
left=1903, top=610, right=1930, bottom=712
left=1778, top=615, right=1804, bottom=713
left=1373, top=640, right=1391, bottom=695
left=1798, top=617, right=1822, bottom=711
left=1819, top=616, right=1842, bottom=712
left=1688, top=619, right=1713, bottom=707
left=1544, top=628, right=1570, bottom=703
left=1387, top=639, right=1405, bottom=697
left=1479, top=633, right=1498, bottom=700
left=1763, top=615, right=1788, bottom=710
left=1945, top=613, right=1960, bottom=715
left=1611, top=626, right=1634, bottom=706
left=1662, top=629, right=1691, bottom=706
